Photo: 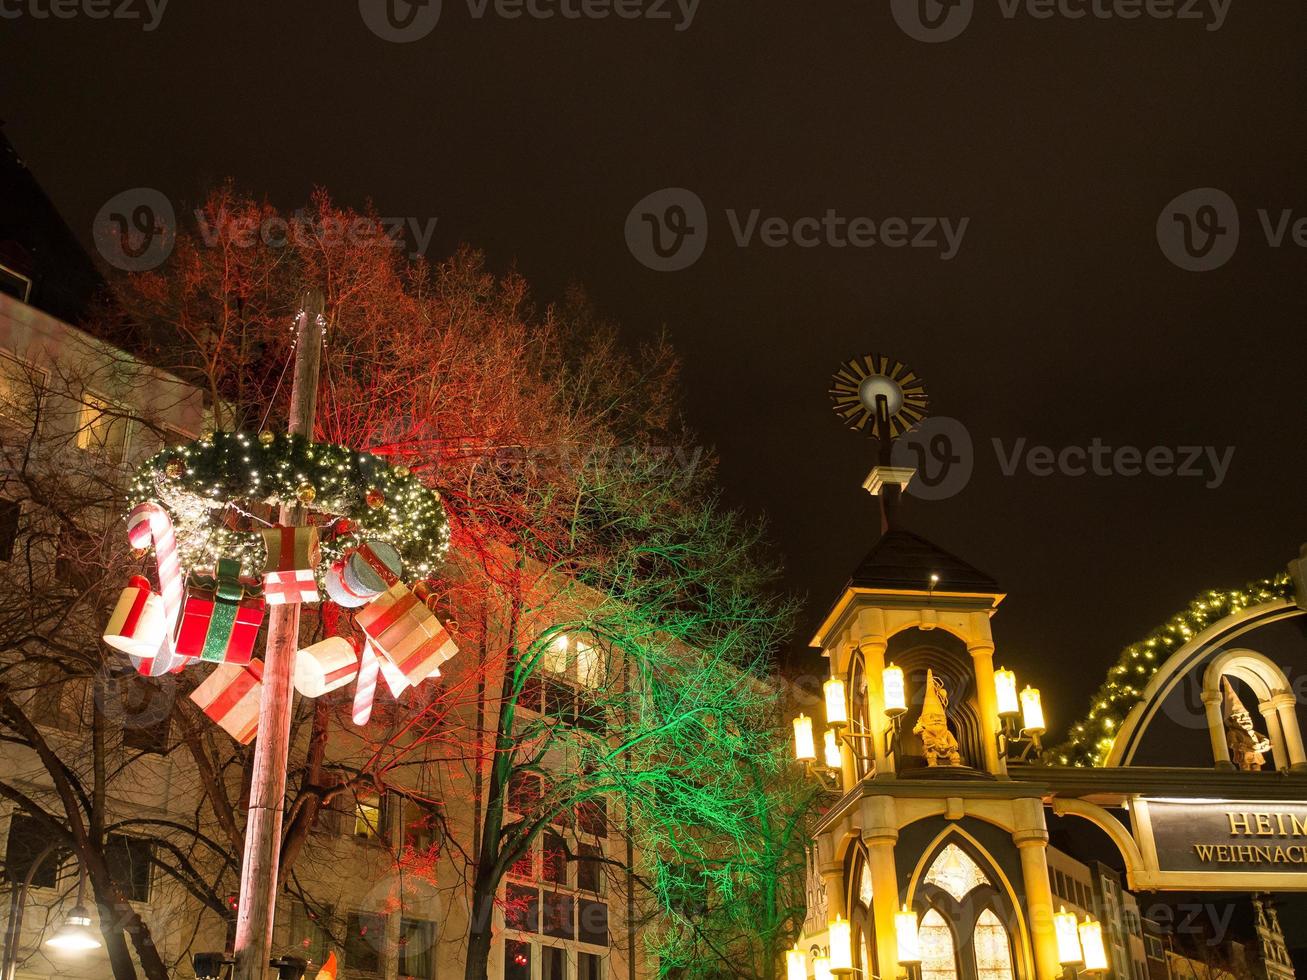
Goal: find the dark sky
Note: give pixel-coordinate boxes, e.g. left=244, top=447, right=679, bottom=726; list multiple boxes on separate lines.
left=4, top=0, right=1307, bottom=738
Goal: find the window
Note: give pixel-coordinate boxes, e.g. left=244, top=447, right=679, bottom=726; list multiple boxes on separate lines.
left=577, top=900, right=607, bottom=947
left=576, top=642, right=602, bottom=689
left=345, top=911, right=386, bottom=974
left=919, top=908, right=958, bottom=980
left=506, top=883, right=540, bottom=933
left=543, top=892, right=575, bottom=940
left=858, top=859, right=874, bottom=907
left=576, top=843, right=604, bottom=895
left=106, top=834, right=152, bottom=902
left=509, top=772, right=543, bottom=816
left=923, top=843, right=987, bottom=902
left=76, top=393, right=129, bottom=465
left=0, top=262, right=32, bottom=303
left=354, top=795, right=384, bottom=841
left=542, top=945, right=567, bottom=980
left=289, top=902, right=332, bottom=972
left=505, top=939, right=532, bottom=980
left=543, top=831, right=569, bottom=887
left=401, top=799, right=441, bottom=852
left=399, top=917, right=435, bottom=979
left=577, top=797, right=606, bottom=838
left=579, top=952, right=603, bottom=980
left=0, top=499, right=19, bottom=562
left=55, top=523, right=99, bottom=590
left=4, top=812, right=65, bottom=888
left=973, top=909, right=1015, bottom=980
left=0, top=351, right=40, bottom=425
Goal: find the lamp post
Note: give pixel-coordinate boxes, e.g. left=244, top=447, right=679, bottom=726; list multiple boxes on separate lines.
left=1, top=850, right=101, bottom=980
left=992, top=667, right=1047, bottom=763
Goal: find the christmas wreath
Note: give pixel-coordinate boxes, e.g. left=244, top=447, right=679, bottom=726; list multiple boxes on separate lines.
left=129, top=430, right=450, bottom=582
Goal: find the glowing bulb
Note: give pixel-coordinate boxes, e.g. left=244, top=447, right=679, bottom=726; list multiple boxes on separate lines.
left=823, top=729, right=842, bottom=770
left=824, top=676, right=848, bottom=725
left=994, top=666, right=1019, bottom=718
left=793, top=714, right=816, bottom=762
left=895, top=905, right=920, bottom=965
left=827, top=915, right=853, bottom=973
left=1020, top=686, right=1046, bottom=735
left=786, top=945, right=807, bottom=980
left=1055, top=906, right=1083, bottom=965
left=1079, top=917, right=1108, bottom=973
left=813, top=957, right=833, bottom=980
left=883, top=664, right=906, bottom=717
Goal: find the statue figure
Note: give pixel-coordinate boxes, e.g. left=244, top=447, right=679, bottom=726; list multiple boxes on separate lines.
left=1223, top=676, right=1270, bottom=771
left=914, top=669, right=962, bottom=767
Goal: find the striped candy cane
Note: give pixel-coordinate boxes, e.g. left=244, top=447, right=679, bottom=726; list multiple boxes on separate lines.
left=126, top=502, right=186, bottom=677
left=352, top=640, right=380, bottom=726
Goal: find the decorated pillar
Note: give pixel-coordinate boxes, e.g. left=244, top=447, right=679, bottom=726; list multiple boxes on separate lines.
left=862, top=796, right=901, bottom=979
left=857, top=608, right=892, bottom=776
left=1259, top=701, right=1288, bottom=770
left=1012, top=799, right=1060, bottom=980
left=967, top=612, right=1005, bottom=776
left=1270, top=693, right=1307, bottom=770
left=1202, top=689, right=1235, bottom=770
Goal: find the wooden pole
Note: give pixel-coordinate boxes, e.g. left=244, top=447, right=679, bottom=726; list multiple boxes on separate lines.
left=232, top=289, right=324, bottom=980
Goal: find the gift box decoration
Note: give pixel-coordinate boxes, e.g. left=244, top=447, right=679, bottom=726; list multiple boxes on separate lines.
left=175, top=559, right=266, bottom=665
left=356, top=582, right=457, bottom=684
left=342, top=540, right=403, bottom=600
left=103, top=575, right=168, bottom=661
left=261, top=524, right=322, bottom=605
left=190, top=659, right=264, bottom=744
left=293, top=636, right=361, bottom=698
left=324, top=558, right=369, bottom=609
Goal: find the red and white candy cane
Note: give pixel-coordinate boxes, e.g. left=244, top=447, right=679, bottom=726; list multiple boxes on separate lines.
left=352, top=640, right=381, bottom=725
left=127, top=502, right=186, bottom=676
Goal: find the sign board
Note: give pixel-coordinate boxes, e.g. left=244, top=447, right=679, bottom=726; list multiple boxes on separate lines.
left=1131, top=798, right=1307, bottom=890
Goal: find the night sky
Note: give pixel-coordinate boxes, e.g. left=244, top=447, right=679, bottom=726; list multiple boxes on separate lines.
left=4, top=1, right=1307, bottom=736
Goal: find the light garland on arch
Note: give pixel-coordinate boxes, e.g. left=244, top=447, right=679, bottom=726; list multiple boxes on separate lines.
left=1052, top=573, right=1294, bottom=768
left=128, top=430, right=450, bottom=581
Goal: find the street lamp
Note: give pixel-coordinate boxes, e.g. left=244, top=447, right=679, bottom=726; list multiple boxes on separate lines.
left=994, top=668, right=1048, bottom=763
left=44, top=904, right=100, bottom=952
left=895, top=904, right=921, bottom=967
left=1078, top=917, right=1108, bottom=974
left=1054, top=906, right=1083, bottom=966
left=827, top=915, right=854, bottom=974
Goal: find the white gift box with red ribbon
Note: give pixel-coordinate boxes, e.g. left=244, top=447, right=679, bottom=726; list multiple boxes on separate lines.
left=189, top=659, right=264, bottom=744
left=261, top=525, right=322, bottom=605
left=356, top=583, right=457, bottom=685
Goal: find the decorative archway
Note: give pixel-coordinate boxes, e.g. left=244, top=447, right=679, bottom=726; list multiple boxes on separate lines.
left=1201, top=649, right=1306, bottom=771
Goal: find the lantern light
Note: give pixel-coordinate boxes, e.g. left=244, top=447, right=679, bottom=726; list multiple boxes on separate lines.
left=883, top=664, right=907, bottom=717
left=1020, top=686, right=1046, bottom=735
left=1079, top=916, right=1108, bottom=973
left=45, top=905, right=101, bottom=951
left=813, top=956, right=833, bottom=980
left=824, top=676, right=849, bottom=725
left=895, top=904, right=921, bottom=965
left=786, top=945, right=807, bottom=980
left=824, top=729, right=843, bottom=771
left=994, top=666, right=1020, bottom=718
left=1055, top=906, right=1083, bottom=965
left=828, top=915, right=853, bottom=973
left=793, top=714, right=816, bottom=762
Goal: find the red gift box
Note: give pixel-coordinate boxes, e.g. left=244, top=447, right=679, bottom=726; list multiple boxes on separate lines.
left=356, top=582, right=457, bottom=685
left=175, top=559, right=266, bottom=664
left=190, top=659, right=264, bottom=744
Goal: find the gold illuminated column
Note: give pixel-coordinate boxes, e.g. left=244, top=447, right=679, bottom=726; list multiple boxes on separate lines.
left=857, top=630, right=892, bottom=776
left=862, top=797, right=902, bottom=978
left=967, top=613, right=1005, bottom=776
left=1270, top=693, right=1307, bottom=771
left=1259, top=701, right=1288, bottom=770
left=1203, top=689, right=1235, bottom=770
left=1012, top=799, right=1060, bottom=980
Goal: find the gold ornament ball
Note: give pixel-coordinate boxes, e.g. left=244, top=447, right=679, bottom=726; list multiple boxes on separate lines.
left=394, top=465, right=410, bottom=478
left=258, top=430, right=275, bottom=446
left=365, top=487, right=386, bottom=509
left=164, top=459, right=184, bottom=479
left=297, top=483, right=317, bottom=504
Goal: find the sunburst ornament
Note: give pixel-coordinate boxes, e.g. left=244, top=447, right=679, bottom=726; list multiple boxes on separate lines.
left=829, top=354, right=929, bottom=439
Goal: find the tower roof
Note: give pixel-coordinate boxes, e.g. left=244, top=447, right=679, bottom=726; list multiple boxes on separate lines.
left=849, top=528, right=1001, bottom=594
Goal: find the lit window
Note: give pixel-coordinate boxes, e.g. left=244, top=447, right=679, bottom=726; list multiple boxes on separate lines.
left=354, top=796, right=384, bottom=840
left=859, top=859, right=874, bottom=907
left=973, top=909, right=1015, bottom=980
left=76, top=393, right=129, bottom=465
left=542, top=634, right=572, bottom=675
left=919, top=908, right=958, bottom=980
left=923, top=843, right=989, bottom=902
left=576, top=642, right=602, bottom=689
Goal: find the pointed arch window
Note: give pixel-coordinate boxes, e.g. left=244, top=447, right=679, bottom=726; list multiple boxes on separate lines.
left=858, top=859, right=874, bottom=907
left=919, top=908, right=958, bottom=980
left=923, top=843, right=989, bottom=902
left=973, top=908, right=1015, bottom=980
